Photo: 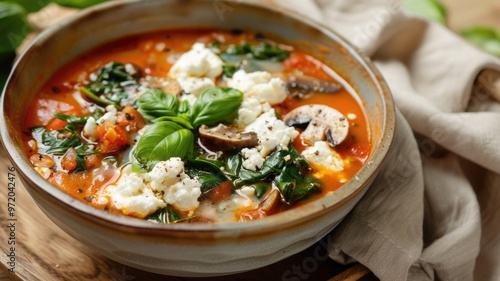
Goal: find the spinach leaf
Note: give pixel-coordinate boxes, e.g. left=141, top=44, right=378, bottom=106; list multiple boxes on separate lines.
left=74, top=145, right=99, bottom=172
left=133, top=121, right=194, bottom=172
left=137, top=89, right=178, bottom=121
left=461, top=27, right=500, bottom=58
left=274, top=164, right=320, bottom=205
left=187, top=159, right=228, bottom=193
left=82, top=62, right=139, bottom=106
left=189, top=87, right=243, bottom=128
left=41, top=125, right=81, bottom=155
left=54, top=0, right=110, bottom=9
left=226, top=153, right=242, bottom=177
left=254, top=183, right=269, bottom=198
left=222, top=41, right=290, bottom=61
left=53, top=109, right=103, bottom=125
left=147, top=205, right=185, bottom=224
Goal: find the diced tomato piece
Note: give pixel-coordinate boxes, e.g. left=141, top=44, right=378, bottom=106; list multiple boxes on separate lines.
left=283, top=52, right=333, bottom=81
left=96, top=121, right=130, bottom=153
left=206, top=181, right=233, bottom=203
left=116, top=105, right=145, bottom=133
left=45, top=109, right=80, bottom=131
left=61, top=148, right=78, bottom=171
left=85, top=154, right=101, bottom=170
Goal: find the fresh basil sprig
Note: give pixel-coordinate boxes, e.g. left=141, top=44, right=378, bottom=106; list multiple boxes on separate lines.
left=189, top=87, right=243, bottom=128
left=132, top=121, right=195, bottom=172
left=133, top=87, right=243, bottom=172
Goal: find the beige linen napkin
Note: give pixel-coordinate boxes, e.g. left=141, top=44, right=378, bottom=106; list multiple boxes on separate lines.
left=263, top=0, right=500, bottom=280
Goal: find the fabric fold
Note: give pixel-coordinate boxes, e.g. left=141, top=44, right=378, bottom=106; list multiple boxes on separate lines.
left=270, top=0, right=500, bottom=280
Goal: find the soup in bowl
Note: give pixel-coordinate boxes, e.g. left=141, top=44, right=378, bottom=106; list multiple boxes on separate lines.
left=0, top=0, right=394, bottom=276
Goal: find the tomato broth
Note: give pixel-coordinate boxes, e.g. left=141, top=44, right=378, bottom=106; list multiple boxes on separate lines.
left=23, top=29, right=370, bottom=223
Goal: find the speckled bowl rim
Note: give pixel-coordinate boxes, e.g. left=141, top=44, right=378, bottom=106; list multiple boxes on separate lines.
left=0, top=0, right=395, bottom=238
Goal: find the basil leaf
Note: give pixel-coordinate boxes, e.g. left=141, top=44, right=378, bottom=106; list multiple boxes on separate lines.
left=178, top=99, right=191, bottom=114
left=189, top=87, right=243, bottom=128
left=461, top=27, right=500, bottom=58
left=402, top=0, right=446, bottom=24
left=54, top=0, right=110, bottom=9
left=133, top=121, right=194, bottom=172
left=153, top=116, right=193, bottom=129
left=0, top=2, right=30, bottom=58
left=137, top=89, right=178, bottom=121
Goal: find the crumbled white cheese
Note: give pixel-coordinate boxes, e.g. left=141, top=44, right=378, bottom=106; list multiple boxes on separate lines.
left=177, top=77, right=214, bottom=96
left=83, top=117, right=98, bottom=142
left=241, top=148, right=265, bottom=171
left=239, top=186, right=256, bottom=197
left=97, top=111, right=116, bottom=124
left=228, top=70, right=287, bottom=105
left=106, top=166, right=166, bottom=218
left=301, top=141, right=344, bottom=172
left=244, top=108, right=299, bottom=157
left=169, top=43, right=223, bottom=80
left=145, top=158, right=202, bottom=212
left=235, top=97, right=272, bottom=126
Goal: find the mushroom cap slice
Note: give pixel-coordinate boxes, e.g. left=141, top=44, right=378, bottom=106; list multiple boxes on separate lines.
left=199, top=124, right=258, bottom=151
left=285, top=75, right=342, bottom=99
left=283, top=104, right=349, bottom=147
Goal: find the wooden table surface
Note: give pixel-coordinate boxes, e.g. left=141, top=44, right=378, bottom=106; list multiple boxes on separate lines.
left=1, top=1, right=499, bottom=281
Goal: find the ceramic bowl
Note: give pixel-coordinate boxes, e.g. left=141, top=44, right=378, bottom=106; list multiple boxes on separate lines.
left=0, top=0, right=395, bottom=276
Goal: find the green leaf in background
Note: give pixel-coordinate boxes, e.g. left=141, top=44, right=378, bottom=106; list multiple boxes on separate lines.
left=54, top=0, right=109, bottom=9
left=17, top=0, right=51, bottom=13
left=0, top=2, right=30, bottom=58
left=402, top=0, right=447, bottom=24
left=461, top=27, right=500, bottom=58
left=0, top=52, right=15, bottom=91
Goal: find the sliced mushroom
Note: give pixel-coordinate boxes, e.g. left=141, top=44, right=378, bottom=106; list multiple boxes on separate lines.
left=199, top=124, right=258, bottom=151
left=285, top=75, right=342, bottom=99
left=141, top=76, right=182, bottom=96
left=283, top=104, right=349, bottom=147
left=258, top=189, right=281, bottom=215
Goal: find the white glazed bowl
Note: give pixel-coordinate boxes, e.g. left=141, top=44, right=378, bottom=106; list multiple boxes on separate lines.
left=0, top=0, right=395, bottom=277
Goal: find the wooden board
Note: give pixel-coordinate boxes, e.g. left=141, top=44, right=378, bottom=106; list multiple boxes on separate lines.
left=0, top=142, right=375, bottom=281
